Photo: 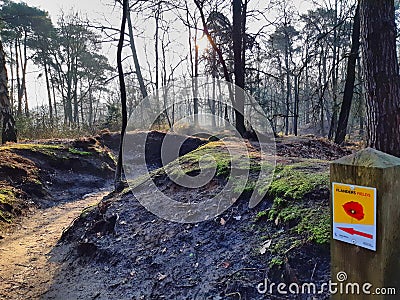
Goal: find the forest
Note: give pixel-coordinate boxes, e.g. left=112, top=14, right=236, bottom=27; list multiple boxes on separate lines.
left=0, top=0, right=387, bottom=142
left=0, top=0, right=399, bottom=299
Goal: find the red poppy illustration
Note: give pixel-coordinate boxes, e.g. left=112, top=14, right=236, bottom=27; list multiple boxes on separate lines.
left=342, top=201, right=364, bottom=221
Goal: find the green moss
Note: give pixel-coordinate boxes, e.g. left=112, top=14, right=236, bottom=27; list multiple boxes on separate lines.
left=0, top=188, right=15, bottom=204
left=30, top=178, right=42, bottom=185
left=80, top=203, right=98, bottom=218
left=163, top=142, right=275, bottom=189
left=266, top=197, right=330, bottom=245
left=269, top=256, right=284, bottom=267
left=0, top=188, right=14, bottom=197
left=0, top=211, right=12, bottom=223
left=296, top=207, right=331, bottom=244
left=106, top=151, right=117, bottom=163
left=0, top=143, right=62, bottom=152
left=164, top=142, right=234, bottom=178
left=0, top=143, right=96, bottom=158
left=125, top=173, right=152, bottom=191
left=123, top=140, right=331, bottom=249
left=264, top=162, right=329, bottom=200
left=0, top=188, right=17, bottom=223
left=68, top=147, right=92, bottom=156
left=254, top=210, right=268, bottom=222
left=253, top=159, right=331, bottom=256
left=0, top=143, right=66, bottom=160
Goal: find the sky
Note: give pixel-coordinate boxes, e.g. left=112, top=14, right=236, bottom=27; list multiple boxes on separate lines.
left=23, top=0, right=120, bottom=25
left=19, top=0, right=315, bottom=109
left=20, top=0, right=122, bottom=108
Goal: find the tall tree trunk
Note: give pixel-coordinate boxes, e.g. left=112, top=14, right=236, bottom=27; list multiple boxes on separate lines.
left=284, top=48, right=291, bottom=136
left=360, top=0, right=400, bottom=157
left=193, top=41, right=199, bottom=126
left=155, top=2, right=160, bottom=119
left=211, top=49, right=217, bottom=128
left=293, top=74, right=299, bottom=136
left=115, top=0, right=129, bottom=191
left=319, top=48, right=327, bottom=136
left=357, top=62, right=364, bottom=137
left=72, top=55, right=79, bottom=125
left=44, top=62, right=53, bottom=124
left=0, top=40, right=17, bottom=143
left=88, top=89, right=93, bottom=127
left=51, top=76, right=58, bottom=120
left=73, top=69, right=79, bottom=125
left=65, top=47, right=73, bottom=125
left=304, top=41, right=310, bottom=124
left=127, top=3, right=148, bottom=101
left=232, top=0, right=246, bottom=136
left=66, top=64, right=73, bottom=125
left=161, top=38, right=172, bottom=129
left=15, top=39, right=22, bottom=116
left=21, top=30, right=29, bottom=117
left=328, top=0, right=339, bottom=140
left=155, top=3, right=160, bottom=93
left=335, top=3, right=360, bottom=145
left=9, top=44, right=14, bottom=112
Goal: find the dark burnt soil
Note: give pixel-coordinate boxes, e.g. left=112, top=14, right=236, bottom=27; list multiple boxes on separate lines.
left=275, top=136, right=351, bottom=160
left=98, top=130, right=349, bottom=161
left=50, top=133, right=347, bottom=300
left=55, top=189, right=330, bottom=300
left=97, top=130, right=207, bottom=175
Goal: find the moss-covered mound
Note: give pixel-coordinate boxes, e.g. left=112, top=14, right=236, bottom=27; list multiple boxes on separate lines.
left=259, top=162, right=330, bottom=263
left=127, top=139, right=330, bottom=249
left=59, top=136, right=333, bottom=299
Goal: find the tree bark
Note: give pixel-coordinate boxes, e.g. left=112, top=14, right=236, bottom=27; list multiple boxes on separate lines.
left=284, top=46, right=291, bottom=136
left=232, top=0, right=246, bottom=136
left=193, top=41, right=199, bottom=126
left=51, top=75, right=58, bottom=120
left=9, top=44, right=14, bottom=112
left=328, top=0, right=339, bottom=140
left=44, top=62, right=53, bottom=124
left=211, top=49, right=217, bottom=128
left=335, top=4, right=360, bottom=145
left=73, top=56, right=79, bottom=125
left=15, top=39, right=22, bottom=116
left=293, top=74, right=299, bottom=136
left=0, top=39, right=17, bottom=143
left=21, top=30, right=29, bottom=117
left=127, top=4, right=148, bottom=101
left=115, top=0, right=129, bottom=191
left=360, top=0, right=400, bottom=157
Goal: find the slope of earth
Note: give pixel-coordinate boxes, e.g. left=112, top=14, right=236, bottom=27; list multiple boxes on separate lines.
left=51, top=134, right=349, bottom=299
left=275, top=135, right=351, bottom=160
left=0, top=132, right=209, bottom=300
left=0, top=137, right=115, bottom=233
left=96, top=130, right=208, bottom=175
left=0, top=138, right=116, bottom=299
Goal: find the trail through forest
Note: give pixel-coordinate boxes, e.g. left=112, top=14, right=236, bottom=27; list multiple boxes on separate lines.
left=0, top=132, right=351, bottom=299
left=0, top=190, right=109, bottom=300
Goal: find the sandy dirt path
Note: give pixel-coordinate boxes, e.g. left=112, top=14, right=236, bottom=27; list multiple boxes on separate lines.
left=0, top=191, right=109, bottom=300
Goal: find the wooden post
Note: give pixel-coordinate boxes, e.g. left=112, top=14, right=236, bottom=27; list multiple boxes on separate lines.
left=330, top=148, right=400, bottom=299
